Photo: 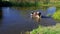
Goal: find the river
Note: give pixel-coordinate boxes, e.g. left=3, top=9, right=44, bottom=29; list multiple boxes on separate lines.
left=0, top=7, right=56, bottom=34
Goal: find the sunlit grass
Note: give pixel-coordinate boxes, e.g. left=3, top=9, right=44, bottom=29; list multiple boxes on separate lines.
left=30, top=23, right=60, bottom=34
left=52, top=10, right=60, bottom=20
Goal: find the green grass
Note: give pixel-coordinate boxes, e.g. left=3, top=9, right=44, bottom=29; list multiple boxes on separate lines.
left=3, top=1, right=60, bottom=7
left=30, top=23, right=60, bottom=34
left=12, top=2, right=41, bottom=7
left=52, top=10, right=60, bottom=20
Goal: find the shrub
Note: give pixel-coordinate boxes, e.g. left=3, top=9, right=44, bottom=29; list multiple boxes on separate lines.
left=52, top=10, right=60, bottom=20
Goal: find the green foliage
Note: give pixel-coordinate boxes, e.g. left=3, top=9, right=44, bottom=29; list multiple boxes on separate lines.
left=2, top=1, right=14, bottom=7
left=30, top=24, right=60, bottom=34
left=18, top=2, right=41, bottom=7
left=52, top=10, right=60, bottom=20
left=5, top=1, right=41, bottom=7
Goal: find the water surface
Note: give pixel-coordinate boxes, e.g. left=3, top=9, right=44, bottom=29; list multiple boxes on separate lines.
left=0, top=7, right=56, bottom=34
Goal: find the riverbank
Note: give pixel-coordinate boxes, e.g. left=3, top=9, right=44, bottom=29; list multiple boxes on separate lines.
left=30, top=23, right=60, bottom=34
left=2, top=1, right=60, bottom=8
left=52, top=9, right=60, bottom=20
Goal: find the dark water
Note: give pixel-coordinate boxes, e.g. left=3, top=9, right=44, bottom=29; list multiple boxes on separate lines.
left=0, top=7, right=56, bottom=34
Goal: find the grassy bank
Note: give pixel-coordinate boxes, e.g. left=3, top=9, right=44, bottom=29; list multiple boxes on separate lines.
left=2, top=1, right=41, bottom=7
left=52, top=9, right=60, bottom=20
left=2, top=1, right=60, bottom=8
left=30, top=23, right=60, bottom=34
left=2, top=1, right=60, bottom=7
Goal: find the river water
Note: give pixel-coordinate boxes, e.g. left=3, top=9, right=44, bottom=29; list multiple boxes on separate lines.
left=0, top=7, right=56, bottom=34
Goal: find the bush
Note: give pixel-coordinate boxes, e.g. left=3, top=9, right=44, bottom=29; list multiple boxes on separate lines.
left=2, top=1, right=42, bottom=7
left=2, top=1, right=14, bottom=7
left=19, top=2, right=38, bottom=7
left=13, top=2, right=41, bottom=7
left=52, top=10, right=60, bottom=20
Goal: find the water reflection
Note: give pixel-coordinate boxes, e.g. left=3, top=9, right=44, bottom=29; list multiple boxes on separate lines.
left=0, top=7, right=2, bottom=19
left=46, top=6, right=56, bottom=17
left=0, top=7, right=2, bottom=27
